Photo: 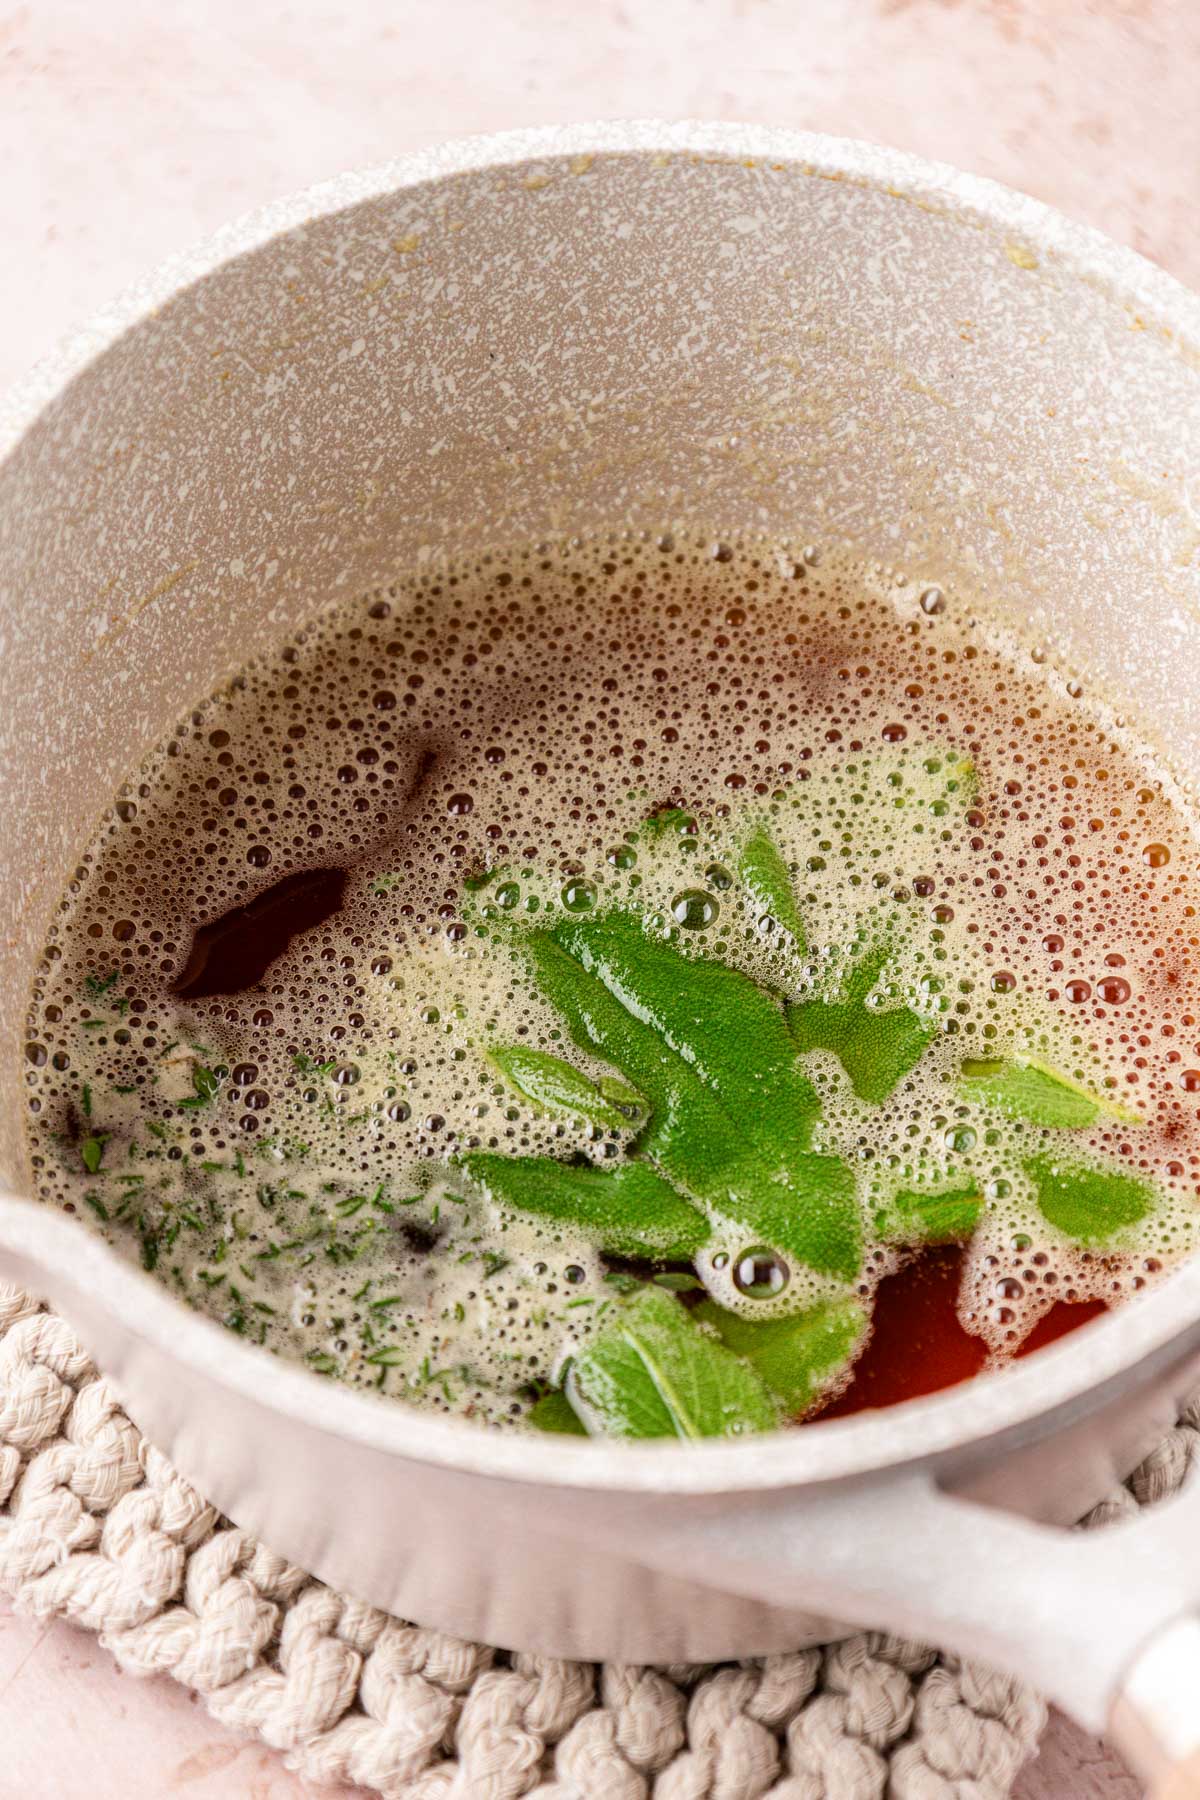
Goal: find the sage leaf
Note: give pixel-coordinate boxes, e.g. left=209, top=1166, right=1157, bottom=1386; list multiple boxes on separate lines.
left=487, top=1044, right=640, bottom=1131
left=787, top=943, right=934, bottom=1103
left=178, top=1062, right=220, bottom=1111
left=566, top=1286, right=779, bottom=1439
left=529, top=1388, right=587, bottom=1435
left=960, top=1055, right=1144, bottom=1129
left=80, top=1134, right=108, bottom=1175
left=738, top=820, right=806, bottom=946
left=604, top=1270, right=641, bottom=1294
left=526, top=911, right=861, bottom=1279
left=597, top=1074, right=650, bottom=1121
left=1025, top=1154, right=1152, bottom=1244
left=461, top=1152, right=710, bottom=1259
left=889, top=1185, right=982, bottom=1245
left=693, top=1295, right=866, bottom=1415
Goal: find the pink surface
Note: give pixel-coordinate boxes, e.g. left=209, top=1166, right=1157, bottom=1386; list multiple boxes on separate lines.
left=3, top=0, right=1197, bottom=1792
left=0, top=1604, right=373, bottom=1799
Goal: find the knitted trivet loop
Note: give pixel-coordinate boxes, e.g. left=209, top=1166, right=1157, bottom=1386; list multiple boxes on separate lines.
left=2, top=1273, right=1163, bottom=1798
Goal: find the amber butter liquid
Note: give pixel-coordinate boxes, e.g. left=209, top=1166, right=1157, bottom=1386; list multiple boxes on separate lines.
left=24, top=533, right=1200, bottom=1428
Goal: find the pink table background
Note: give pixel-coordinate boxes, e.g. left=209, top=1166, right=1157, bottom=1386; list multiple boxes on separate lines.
left=2, top=1, right=1196, bottom=1792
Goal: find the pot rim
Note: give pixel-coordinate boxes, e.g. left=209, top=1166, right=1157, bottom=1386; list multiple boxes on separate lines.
left=4, top=118, right=1200, bottom=1498
left=7, top=1191, right=1200, bottom=1495
left=3, top=117, right=1198, bottom=460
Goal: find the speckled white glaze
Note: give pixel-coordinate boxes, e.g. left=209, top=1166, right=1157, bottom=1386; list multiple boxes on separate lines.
left=4, top=125, right=1199, bottom=1203
left=3, top=126, right=1200, bottom=1759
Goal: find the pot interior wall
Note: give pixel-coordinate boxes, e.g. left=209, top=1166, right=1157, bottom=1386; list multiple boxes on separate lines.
left=2, top=139, right=1198, bottom=1190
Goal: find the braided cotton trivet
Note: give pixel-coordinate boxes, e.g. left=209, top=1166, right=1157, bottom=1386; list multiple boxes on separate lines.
left=4, top=1277, right=1188, bottom=1799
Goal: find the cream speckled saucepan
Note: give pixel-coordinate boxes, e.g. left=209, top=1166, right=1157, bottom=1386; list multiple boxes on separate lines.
left=2, top=122, right=1200, bottom=1796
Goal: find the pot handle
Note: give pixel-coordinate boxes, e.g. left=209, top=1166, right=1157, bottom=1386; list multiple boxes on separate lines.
left=629, top=1465, right=1200, bottom=1795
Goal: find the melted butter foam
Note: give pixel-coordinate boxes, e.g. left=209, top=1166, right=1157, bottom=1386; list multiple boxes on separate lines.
left=23, top=533, right=1200, bottom=1426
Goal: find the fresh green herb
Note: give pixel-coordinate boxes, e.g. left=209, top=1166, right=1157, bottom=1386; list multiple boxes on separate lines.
left=178, top=1063, right=220, bottom=1111
left=146, top=1121, right=169, bottom=1141
left=694, top=1296, right=866, bottom=1414
left=293, top=1052, right=338, bottom=1078
left=597, top=1074, right=650, bottom=1117
left=256, top=1227, right=325, bottom=1259
left=83, top=1191, right=109, bottom=1222
left=738, top=819, right=806, bottom=944
left=415, top=1361, right=459, bottom=1401
left=81, top=1083, right=93, bottom=1119
left=960, top=1055, right=1145, bottom=1129
left=80, top=1018, right=108, bottom=1030
left=481, top=1251, right=510, bottom=1278
left=461, top=1154, right=709, bottom=1260
left=325, top=1235, right=370, bottom=1266
left=529, top=1388, right=588, bottom=1435
left=567, top=1287, right=778, bottom=1439
left=888, top=1185, right=982, bottom=1246
left=114, top=1084, right=137, bottom=1095
left=787, top=942, right=934, bottom=1104
left=137, top=1217, right=161, bottom=1271
left=85, top=970, right=119, bottom=998
left=365, top=1346, right=406, bottom=1367
left=487, top=1043, right=644, bottom=1130
left=518, top=910, right=859, bottom=1277
left=603, top=1270, right=641, bottom=1294
left=306, top=1351, right=338, bottom=1375
left=80, top=1134, right=108, bottom=1175
left=1025, top=1155, right=1152, bottom=1245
